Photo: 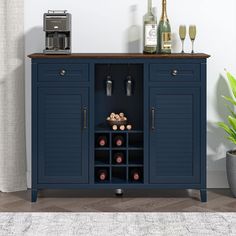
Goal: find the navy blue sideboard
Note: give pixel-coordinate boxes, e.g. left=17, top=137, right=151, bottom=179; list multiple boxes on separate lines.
left=29, top=53, right=210, bottom=202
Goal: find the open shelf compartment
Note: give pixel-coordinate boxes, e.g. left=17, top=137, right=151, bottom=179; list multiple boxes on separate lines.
left=94, top=167, right=110, bottom=184
left=128, top=167, right=143, bottom=184
left=128, top=133, right=144, bottom=148
left=95, top=150, right=110, bottom=166
left=128, top=150, right=144, bottom=165
left=95, top=133, right=110, bottom=148
left=112, top=150, right=127, bottom=165
left=94, top=63, right=144, bottom=185
left=112, top=167, right=127, bottom=183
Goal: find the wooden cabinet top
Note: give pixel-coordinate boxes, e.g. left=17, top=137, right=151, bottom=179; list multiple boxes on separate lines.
left=28, top=53, right=210, bottom=59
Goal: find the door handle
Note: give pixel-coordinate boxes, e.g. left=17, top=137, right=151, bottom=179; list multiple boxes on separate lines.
left=83, top=107, right=87, bottom=129
left=151, top=107, right=155, bottom=130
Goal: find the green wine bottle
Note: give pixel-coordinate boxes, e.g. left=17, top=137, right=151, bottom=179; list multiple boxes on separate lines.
left=158, top=0, right=171, bottom=54
left=143, top=0, right=157, bottom=54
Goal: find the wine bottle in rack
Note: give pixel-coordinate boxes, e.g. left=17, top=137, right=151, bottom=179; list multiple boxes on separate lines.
left=143, top=0, right=157, bottom=54
left=157, top=0, right=171, bottom=54
left=113, top=152, right=125, bottom=164
left=130, top=169, right=142, bottom=182
left=97, top=136, right=108, bottom=147
left=113, top=135, right=125, bottom=147
left=97, top=169, right=108, bottom=181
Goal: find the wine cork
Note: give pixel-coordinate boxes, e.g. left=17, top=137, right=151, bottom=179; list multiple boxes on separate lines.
left=110, top=113, right=115, bottom=119
left=126, top=125, right=132, bottom=130
left=115, top=114, right=120, bottom=120
left=112, top=125, right=118, bottom=130
left=120, top=125, right=125, bottom=131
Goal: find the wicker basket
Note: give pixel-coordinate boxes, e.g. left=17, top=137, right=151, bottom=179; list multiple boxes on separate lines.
left=107, top=120, right=127, bottom=127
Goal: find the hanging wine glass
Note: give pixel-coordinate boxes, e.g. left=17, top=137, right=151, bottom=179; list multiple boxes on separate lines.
left=189, top=25, right=197, bottom=53
left=179, top=25, right=186, bottom=53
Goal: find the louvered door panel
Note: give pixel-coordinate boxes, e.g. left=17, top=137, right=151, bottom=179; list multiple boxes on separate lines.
left=149, top=88, right=200, bottom=184
left=38, top=88, right=89, bottom=183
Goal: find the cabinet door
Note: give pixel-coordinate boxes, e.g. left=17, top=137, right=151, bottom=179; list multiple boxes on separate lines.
left=38, top=88, right=89, bottom=183
left=149, top=88, right=200, bottom=184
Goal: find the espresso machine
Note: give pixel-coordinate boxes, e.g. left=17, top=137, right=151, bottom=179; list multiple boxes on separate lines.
left=43, top=10, right=71, bottom=54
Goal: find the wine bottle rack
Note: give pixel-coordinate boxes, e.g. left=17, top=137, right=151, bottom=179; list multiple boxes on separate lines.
left=112, top=150, right=126, bottom=165
left=95, top=133, right=109, bottom=148
left=94, top=130, right=144, bottom=184
left=95, top=167, right=110, bottom=183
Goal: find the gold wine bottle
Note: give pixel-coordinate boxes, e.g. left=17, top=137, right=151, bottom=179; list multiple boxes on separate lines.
left=143, top=0, right=157, bottom=54
left=158, top=0, right=171, bottom=54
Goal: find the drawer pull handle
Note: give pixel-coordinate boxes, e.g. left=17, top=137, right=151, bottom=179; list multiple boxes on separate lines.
left=151, top=108, right=155, bottom=130
left=59, top=69, right=66, bottom=76
left=83, top=107, right=87, bottom=129
left=172, top=70, right=178, bottom=76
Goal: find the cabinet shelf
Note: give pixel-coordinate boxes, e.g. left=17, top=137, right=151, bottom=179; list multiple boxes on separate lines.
left=127, top=181, right=143, bottom=184
left=95, top=129, right=143, bottom=134
left=94, top=180, right=111, bottom=184
left=94, top=164, right=144, bottom=167
left=95, top=148, right=110, bottom=151
left=127, top=147, right=144, bottom=150
left=128, top=164, right=143, bottom=167
left=111, top=148, right=127, bottom=151
left=111, top=178, right=127, bottom=184
left=94, top=147, right=143, bottom=151
left=94, top=164, right=110, bottom=167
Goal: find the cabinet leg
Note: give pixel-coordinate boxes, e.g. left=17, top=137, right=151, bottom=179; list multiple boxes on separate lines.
left=200, top=189, right=207, bottom=202
left=31, top=189, right=38, bottom=202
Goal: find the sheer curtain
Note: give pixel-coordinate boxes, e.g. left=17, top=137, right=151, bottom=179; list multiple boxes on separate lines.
left=0, top=0, right=26, bottom=192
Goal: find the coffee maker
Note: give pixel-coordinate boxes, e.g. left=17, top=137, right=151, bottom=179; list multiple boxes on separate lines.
left=43, top=10, right=71, bottom=54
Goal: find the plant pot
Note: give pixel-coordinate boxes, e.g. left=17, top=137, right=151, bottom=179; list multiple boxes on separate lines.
left=226, top=150, right=236, bottom=197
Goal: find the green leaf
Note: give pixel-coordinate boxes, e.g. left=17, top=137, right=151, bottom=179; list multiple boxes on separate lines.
left=218, top=71, right=236, bottom=144
left=228, top=116, right=236, bottom=130
left=227, top=72, right=236, bottom=99
left=222, top=95, right=236, bottom=106
left=218, top=122, right=233, bottom=135
left=230, top=128, right=236, bottom=139
left=217, top=122, right=236, bottom=140
left=227, top=136, right=236, bottom=145
left=226, top=104, right=236, bottom=118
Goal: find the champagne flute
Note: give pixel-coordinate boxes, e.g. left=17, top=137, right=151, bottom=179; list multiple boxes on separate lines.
left=179, top=25, right=186, bottom=53
left=189, top=25, right=197, bottom=53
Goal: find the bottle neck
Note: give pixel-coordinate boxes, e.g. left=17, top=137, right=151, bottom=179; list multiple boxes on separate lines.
left=161, top=0, right=168, bottom=20
left=147, top=0, right=152, bottom=13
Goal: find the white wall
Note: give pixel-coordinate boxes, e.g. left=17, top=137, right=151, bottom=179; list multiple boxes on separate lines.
left=25, top=0, right=236, bottom=188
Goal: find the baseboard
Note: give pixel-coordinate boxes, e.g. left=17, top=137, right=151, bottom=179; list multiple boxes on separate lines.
left=207, top=170, right=228, bottom=188
left=26, top=170, right=228, bottom=189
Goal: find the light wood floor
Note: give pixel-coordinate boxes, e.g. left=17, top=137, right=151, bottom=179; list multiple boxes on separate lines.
left=0, top=189, right=235, bottom=212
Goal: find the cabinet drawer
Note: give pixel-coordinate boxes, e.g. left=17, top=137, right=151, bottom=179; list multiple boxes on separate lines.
left=38, top=64, right=89, bottom=82
left=149, top=64, right=200, bottom=82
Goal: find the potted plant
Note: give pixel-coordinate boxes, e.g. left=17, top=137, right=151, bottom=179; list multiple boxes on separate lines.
left=218, top=71, right=236, bottom=197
